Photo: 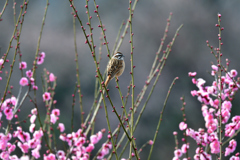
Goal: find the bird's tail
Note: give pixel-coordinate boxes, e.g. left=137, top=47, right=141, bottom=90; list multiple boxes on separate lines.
left=104, top=75, right=111, bottom=87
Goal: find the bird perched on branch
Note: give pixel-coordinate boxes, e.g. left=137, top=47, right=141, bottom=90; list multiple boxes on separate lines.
left=104, top=52, right=125, bottom=87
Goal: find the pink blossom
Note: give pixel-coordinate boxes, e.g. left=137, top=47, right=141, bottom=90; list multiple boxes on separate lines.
left=186, top=128, right=195, bottom=137
left=11, top=97, right=17, bottom=106
left=148, top=140, right=153, bottom=145
left=59, top=134, right=66, bottom=141
left=179, top=122, right=187, bottom=130
left=44, top=153, right=55, bottom=160
left=230, top=69, right=238, bottom=77
left=31, top=108, right=38, bottom=115
left=89, top=132, right=102, bottom=144
left=74, top=137, right=85, bottom=147
left=233, top=116, right=240, bottom=122
left=86, top=143, right=95, bottom=152
left=201, top=105, right=209, bottom=116
left=181, top=144, right=189, bottom=153
left=100, top=142, right=112, bottom=156
left=57, top=150, right=65, bottom=158
left=39, top=52, right=46, bottom=58
left=0, top=133, right=8, bottom=150
left=66, top=134, right=73, bottom=142
left=7, top=143, right=16, bottom=153
left=96, top=131, right=103, bottom=141
left=0, top=151, right=10, bottom=160
left=28, top=138, right=40, bottom=148
left=10, top=155, right=19, bottom=160
left=30, top=115, right=37, bottom=123
left=186, top=128, right=208, bottom=146
left=18, top=131, right=30, bottom=142
left=97, top=152, right=104, bottom=159
left=19, top=77, right=28, bottom=86
left=131, top=153, right=135, bottom=157
left=37, top=57, right=44, bottom=65
left=29, top=124, right=35, bottom=133
left=230, top=156, right=240, bottom=160
left=26, top=70, right=33, bottom=78
left=49, top=73, right=55, bottom=82
left=33, top=85, right=38, bottom=90
left=32, top=148, right=40, bottom=159
left=90, top=135, right=99, bottom=144
left=20, top=155, right=30, bottom=160
left=174, top=149, right=182, bottom=157
left=225, top=123, right=236, bottom=137
left=195, top=148, right=212, bottom=160
left=42, top=92, right=51, bottom=101
left=190, top=90, right=197, bottom=96
left=76, top=129, right=84, bottom=137
left=17, top=142, right=29, bottom=153
left=37, top=52, right=45, bottom=65
left=222, top=100, right=232, bottom=110
left=207, top=133, right=217, bottom=144
left=211, top=65, right=218, bottom=71
left=225, top=139, right=237, bottom=156
left=192, top=78, right=197, bottom=84
left=101, top=147, right=109, bottom=156
left=210, top=140, right=220, bottom=154
left=213, top=99, right=219, bottom=108
left=229, top=82, right=239, bottom=93
left=31, top=144, right=41, bottom=159
left=202, top=153, right=212, bottom=160
left=13, top=127, right=22, bottom=137
left=104, top=142, right=112, bottom=150
left=211, top=70, right=216, bottom=76
left=4, top=108, right=13, bottom=120
left=29, top=77, right=35, bottom=85
left=81, top=153, right=89, bottom=160
left=33, top=130, right=43, bottom=139
left=200, top=93, right=212, bottom=105
left=196, top=78, right=206, bottom=88
left=58, top=123, right=65, bottom=132
left=1, top=98, right=11, bottom=110
left=51, top=109, right=60, bottom=116
left=232, top=116, right=240, bottom=130
left=19, top=61, right=27, bottom=69
left=188, top=72, right=197, bottom=77
left=6, top=133, right=12, bottom=141
left=207, top=86, right=216, bottom=94
left=221, top=109, right=231, bottom=124
left=37, top=52, right=45, bottom=64
left=0, top=59, right=4, bottom=65
left=50, top=114, right=58, bottom=124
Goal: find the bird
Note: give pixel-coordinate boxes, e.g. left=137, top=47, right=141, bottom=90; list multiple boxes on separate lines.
left=104, top=52, right=125, bottom=87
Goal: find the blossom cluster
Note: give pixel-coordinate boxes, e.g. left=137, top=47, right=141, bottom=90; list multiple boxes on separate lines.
left=18, top=52, right=46, bottom=88
left=0, top=105, right=108, bottom=159
left=0, top=52, right=111, bottom=159
left=173, top=64, right=240, bottom=160
left=0, top=125, right=44, bottom=159
left=1, top=52, right=47, bottom=125
left=59, top=129, right=111, bottom=160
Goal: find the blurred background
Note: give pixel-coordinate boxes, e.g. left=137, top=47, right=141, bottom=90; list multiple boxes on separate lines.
left=1, top=0, right=240, bottom=159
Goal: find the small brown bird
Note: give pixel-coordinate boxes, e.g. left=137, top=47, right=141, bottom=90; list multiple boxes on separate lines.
left=104, top=52, right=125, bottom=87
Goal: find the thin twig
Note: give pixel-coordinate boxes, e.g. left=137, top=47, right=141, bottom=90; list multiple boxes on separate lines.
left=147, top=77, right=178, bottom=160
